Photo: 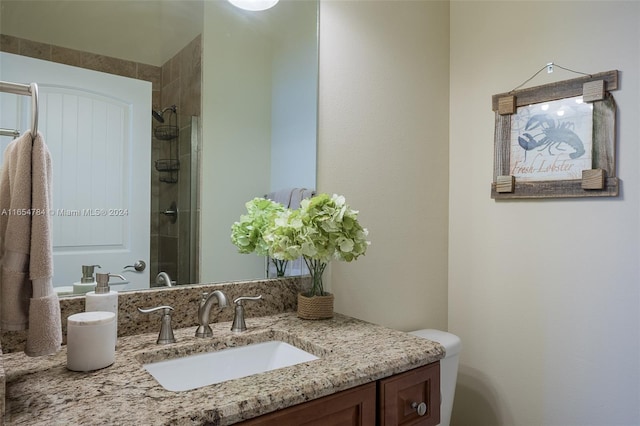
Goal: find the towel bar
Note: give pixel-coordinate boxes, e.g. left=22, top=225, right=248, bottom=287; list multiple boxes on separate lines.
left=0, top=80, right=39, bottom=138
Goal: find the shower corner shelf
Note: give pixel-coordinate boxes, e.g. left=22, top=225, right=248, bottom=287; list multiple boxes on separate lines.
left=154, top=125, right=179, bottom=140
left=159, top=175, right=178, bottom=184
left=155, top=159, right=180, bottom=172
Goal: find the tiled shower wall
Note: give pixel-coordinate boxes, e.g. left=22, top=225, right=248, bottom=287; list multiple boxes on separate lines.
left=0, top=34, right=202, bottom=287
left=0, top=34, right=163, bottom=89
left=152, top=35, right=202, bottom=286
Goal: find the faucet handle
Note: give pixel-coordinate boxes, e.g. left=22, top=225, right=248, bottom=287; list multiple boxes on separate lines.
left=234, top=295, right=263, bottom=304
left=231, top=295, right=263, bottom=333
left=137, top=306, right=176, bottom=344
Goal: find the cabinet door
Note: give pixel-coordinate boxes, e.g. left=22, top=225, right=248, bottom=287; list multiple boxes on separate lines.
left=379, top=362, right=441, bottom=426
left=238, top=382, right=376, bottom=426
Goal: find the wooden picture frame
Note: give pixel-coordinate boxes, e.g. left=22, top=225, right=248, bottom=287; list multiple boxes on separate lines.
left=491, top=70, right=619, bottom=199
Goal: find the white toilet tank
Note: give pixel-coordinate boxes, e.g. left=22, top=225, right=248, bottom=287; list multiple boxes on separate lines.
left=409, top=329, right=461, bottom=426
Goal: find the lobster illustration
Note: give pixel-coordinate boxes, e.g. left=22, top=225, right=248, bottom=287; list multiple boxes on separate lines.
left=517, top=114, right=586, bottom=159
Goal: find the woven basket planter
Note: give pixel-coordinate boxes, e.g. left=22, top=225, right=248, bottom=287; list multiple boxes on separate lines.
left=297, top=292, right=334, bottom=320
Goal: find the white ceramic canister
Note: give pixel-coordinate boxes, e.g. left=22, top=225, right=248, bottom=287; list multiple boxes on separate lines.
left=66, top=311, right=116, bottom=372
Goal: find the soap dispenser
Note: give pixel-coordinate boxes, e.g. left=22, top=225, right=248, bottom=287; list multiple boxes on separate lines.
left=86, top=272, right=125, bottom=343
left=72, top=264, right=101, bottom=294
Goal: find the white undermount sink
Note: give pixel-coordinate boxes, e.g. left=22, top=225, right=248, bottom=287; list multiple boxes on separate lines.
left=143, top=340, right=320, bottom=392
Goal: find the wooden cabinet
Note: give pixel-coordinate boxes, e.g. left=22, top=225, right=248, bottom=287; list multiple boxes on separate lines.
left=237, top=362, right=439, bottom=426
left=379, top=363, right=441, bottom=426
left=237, top=382, right=376, bottom=426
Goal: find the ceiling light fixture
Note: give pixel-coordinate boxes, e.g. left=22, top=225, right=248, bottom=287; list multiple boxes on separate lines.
left=228, top=0, right=279, bottom=11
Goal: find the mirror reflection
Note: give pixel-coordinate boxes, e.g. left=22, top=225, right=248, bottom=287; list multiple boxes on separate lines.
left=0, top=0, right=318, bottom=295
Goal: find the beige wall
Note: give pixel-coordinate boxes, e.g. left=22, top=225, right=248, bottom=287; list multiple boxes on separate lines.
left=319, top=0, right=639, bottom=424
left=0, top=1, right=203, bottom=67
left=318, top=0, right=450, bottom=331
left=200, top=1, right=318, bottom=283
left=449, top=2, right=640, bottom=425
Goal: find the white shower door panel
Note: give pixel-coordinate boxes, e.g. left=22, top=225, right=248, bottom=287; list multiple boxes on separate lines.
left=0, top=52, right=151, bottom=291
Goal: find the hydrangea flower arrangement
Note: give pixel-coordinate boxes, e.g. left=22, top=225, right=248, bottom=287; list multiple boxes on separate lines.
left=264, top=193, right=370, bottom=296
left=230, top=197, right=288, bottom=276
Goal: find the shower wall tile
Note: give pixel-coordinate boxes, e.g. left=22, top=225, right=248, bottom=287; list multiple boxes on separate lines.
left=160, top=199, right=179, bottom=238
left=0, top=35, right=162, bottom=88
left=157, top=235, right=178, bottom=280
left=180, top=35, right=202, bottom=117
left=152, top=91, right=161, bottom=111
left=157, top=35, right=202, bottom=285
left=158, top=235, right=178, bottom=260
left=137, top=63, right=162, bottom=91
left=161, top=56, right=179, bottom=88
left=179, top=121, right=192, bottom=159
left=51, top=46, right=84, bottom=68
left=178, top=156, right=192, bottom=213
left=17, top=38, right=51, bottom=61
left=82, top=53, right=137, bottom=79
left=161, top=80, right=180, bottom=117
left=0, top=34, right=19, bottom=54
left=149, top=234, right=159, bottom=279
left=177, top=220, right=192, bottom=283
left=150, top=147, right=161, bottom=228
left=170, top=55, right=181, bottom=85
left=195, top=208, right=201, bottom=281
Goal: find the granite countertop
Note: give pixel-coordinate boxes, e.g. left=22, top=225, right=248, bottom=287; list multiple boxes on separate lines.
left=3, top=312, right=444, bottom=425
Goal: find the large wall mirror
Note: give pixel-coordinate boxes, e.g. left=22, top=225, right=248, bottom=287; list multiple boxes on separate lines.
left=0, top=0, right=318, bottom=295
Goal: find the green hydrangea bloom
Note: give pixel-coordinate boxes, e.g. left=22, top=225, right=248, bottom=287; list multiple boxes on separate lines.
left=230, top=198, right=286, bottom=256
left=264, top=193, right=370, bottom=296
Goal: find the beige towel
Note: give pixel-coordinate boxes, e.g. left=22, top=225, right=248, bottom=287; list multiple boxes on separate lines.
left=0, top=131, right=62, bottom=357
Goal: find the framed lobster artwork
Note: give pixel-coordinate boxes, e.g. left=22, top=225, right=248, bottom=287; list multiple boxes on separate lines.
left=490, top=70, right=619, bottom=199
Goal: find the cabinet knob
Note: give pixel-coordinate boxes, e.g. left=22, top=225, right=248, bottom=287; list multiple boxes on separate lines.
left=411, top=401, right=427, bottom=416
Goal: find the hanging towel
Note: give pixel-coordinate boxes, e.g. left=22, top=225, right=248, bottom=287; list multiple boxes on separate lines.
left=0, top=131, right=62, bottom=357
left=302, top=189, right=316, bottom=201
left=267, top=188, right=295, bottom=208
left=289, top=188, right=316, bottom=209
left=288, top=188, right=303, bottom=209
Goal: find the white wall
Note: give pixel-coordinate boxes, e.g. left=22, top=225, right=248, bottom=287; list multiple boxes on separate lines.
left=318, top=0, right=450, bottom=331
left=449, top=2, right=640, bottom=425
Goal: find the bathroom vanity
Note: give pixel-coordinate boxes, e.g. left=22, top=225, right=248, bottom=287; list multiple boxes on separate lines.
left=238, top=362, right=440, bottom=425
left=2, top=313, right=442, bottom=425
left=1, top=279, right=444, bottom=425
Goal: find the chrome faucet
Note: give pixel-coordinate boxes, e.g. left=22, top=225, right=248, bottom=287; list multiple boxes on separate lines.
left=155, top=271, right=173, bottom=287
left=195, top=291, right=228, bottom=338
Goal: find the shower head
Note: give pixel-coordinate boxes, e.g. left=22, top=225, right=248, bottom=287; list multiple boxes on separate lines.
left=152, top=105, right=177, bottom=123
left=152, top=110, right=165, bottom=123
